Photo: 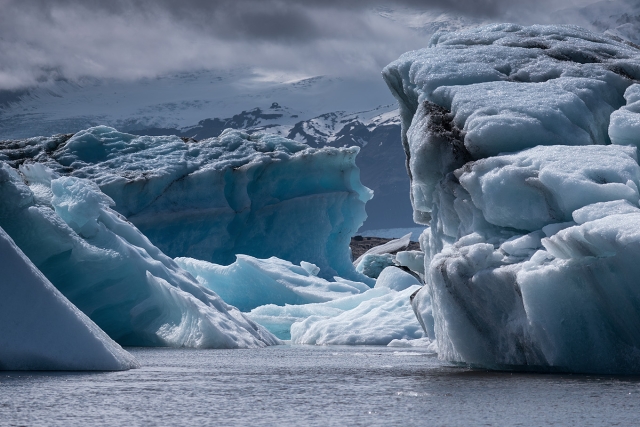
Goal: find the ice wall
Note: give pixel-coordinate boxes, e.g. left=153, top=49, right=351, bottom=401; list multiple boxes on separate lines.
left=384, top=24, right=640, bottom=374
left=0, top=226, right=138, bottom=371
left=0, top=163, right=279, bottom=349
left=0, top=127, right=371, bottom=280
left=383, top=24, right=640, bottom=224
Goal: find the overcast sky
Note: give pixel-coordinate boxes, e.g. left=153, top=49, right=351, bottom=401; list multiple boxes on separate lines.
left=0, top=0, right=602, bottom=90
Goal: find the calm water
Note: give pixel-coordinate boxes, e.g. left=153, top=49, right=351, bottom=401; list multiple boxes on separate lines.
left=1, top=345, right=640, bottom=426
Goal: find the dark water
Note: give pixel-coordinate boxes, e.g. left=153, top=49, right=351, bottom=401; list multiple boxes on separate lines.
left=1, top=345, right=640, bottom=426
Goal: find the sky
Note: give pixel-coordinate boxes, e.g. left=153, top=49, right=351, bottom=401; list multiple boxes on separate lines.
left=0, top=0, right=609, bottom=90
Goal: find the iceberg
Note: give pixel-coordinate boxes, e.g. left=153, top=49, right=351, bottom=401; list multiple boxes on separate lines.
left=0, top=226, right=138, bottom=371
left=0, top=163, right=279, bottom=348
left=384, top=24, right=640, bottom=374
left=175, top=255, right=371, bottom=312
left=0, top=127, right=371, bottom=280
left=355, top=253, right=396, bottom=278
left=290, top=267, right=424, bottom=345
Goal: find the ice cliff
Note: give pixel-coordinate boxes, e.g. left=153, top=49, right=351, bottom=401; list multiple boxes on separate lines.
left=0, top=163, right=279, bottom=348
left=0, top=226, right=138, bottom=371
left=0, top=127, right=371, bottom=280
left=383, top=24, right=640, bottom=374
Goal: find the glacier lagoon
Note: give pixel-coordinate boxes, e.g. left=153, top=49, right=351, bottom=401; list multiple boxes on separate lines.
left=0, top=25, right=640, bottom=425
left=2, top=346, right=640, bottom=427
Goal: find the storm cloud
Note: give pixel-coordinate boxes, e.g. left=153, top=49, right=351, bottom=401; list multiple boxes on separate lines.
left=0, top=0, right=598, bottom=90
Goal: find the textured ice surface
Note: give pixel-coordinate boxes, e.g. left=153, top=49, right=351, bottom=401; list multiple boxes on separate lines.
left=385, top=24, right=640, bottom=373
left=0, top=226, right=138, bottom=371
left=175, top=255, right=371, bottom=312
left=383, top=24, right=640, bottom=224
left=290, top=283, right=424, bottom=345
left=355, top=253, right=396, bottom=279
left=247, top=287, right=390, bottom=340
left=0, top=163, right=279, bottom=348
left=610, top=84, right=640, bottom=149
left=0, top=126, right=371, bottom=280
left=238, top=266, right=421, bottom=342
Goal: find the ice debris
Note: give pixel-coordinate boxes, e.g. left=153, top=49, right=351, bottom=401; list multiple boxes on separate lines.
left=384, top=24, right=640, bottom=374
left=0, top=163, right=280, bottom=349
left=0, top=226, right=138, bottom=371
left=355, top=253, right=396, bottom=278
left=0, top=127, right=372, bottom=280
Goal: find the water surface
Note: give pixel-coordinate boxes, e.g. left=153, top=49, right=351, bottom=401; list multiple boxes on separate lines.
left=2, top=345, right=639, bottom=426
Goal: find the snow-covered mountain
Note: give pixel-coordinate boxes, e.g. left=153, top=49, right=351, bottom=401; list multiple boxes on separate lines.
left=0, top=70, right=415, bottom=231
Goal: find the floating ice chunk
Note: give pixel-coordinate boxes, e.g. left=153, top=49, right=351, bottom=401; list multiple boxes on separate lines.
left=396, top=250, right=425, bottom=275
left=2, top=126, right=372, bottom=280
left=353, top=232, right=412, bottom=266
left=355, top=253, right=395, bottom=278
left=175, top=255, right=371, bottom=313
left=0, top=226, right=138, bottom=371
left=387, top=337, right=437, bottom=352
left=375, top=266, right=422, bottom=292
left=0, top=163, right=279, bottom=348
left=572, top=200, right=640, bottom=224
left=291, top=285, right=424, bottom=345
left=248, top=288, right=390, bottom=339
left=384, top=23, right=640, bottom=374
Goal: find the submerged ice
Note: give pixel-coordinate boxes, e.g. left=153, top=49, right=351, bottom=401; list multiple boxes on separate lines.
left=384, top=24, right=640, bottom=374
left=0, top=163, right=279, bottom=349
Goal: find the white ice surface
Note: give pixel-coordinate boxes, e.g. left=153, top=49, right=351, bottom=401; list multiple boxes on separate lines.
left=383, top=23, right=640, bottom=223
left=0, top=163, right=280, bottom=349
left=0, top=226, right=138, bottom=371
left=175, top=255, right=372, bottom=313
left=374, top=266, right=422, bottom=292
left=290, top=284, right=424, bottom=345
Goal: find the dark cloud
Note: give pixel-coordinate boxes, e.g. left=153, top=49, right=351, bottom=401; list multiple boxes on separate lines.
left=0, top=0, right=597, bottom=90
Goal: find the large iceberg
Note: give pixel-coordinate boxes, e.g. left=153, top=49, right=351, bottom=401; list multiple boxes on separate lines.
left=384, top=24, right=640, bottom=374
left=0, top=127, right=371, bottom=280
left=0, top=226, right=138, bottom=371
left=0, top=163, right=279, bottom=348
